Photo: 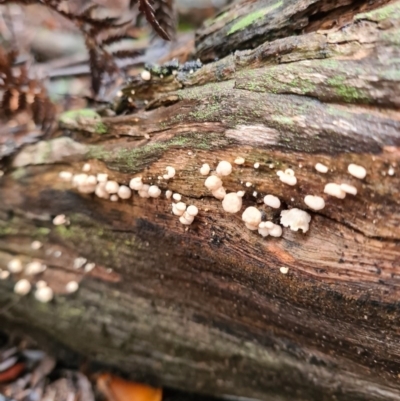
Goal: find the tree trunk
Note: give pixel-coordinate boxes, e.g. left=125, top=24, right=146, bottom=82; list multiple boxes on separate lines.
left=1, top=1, right=400, bottom=400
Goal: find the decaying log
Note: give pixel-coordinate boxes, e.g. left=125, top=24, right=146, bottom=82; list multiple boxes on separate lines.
left=1, top=1, right=400, bottom=400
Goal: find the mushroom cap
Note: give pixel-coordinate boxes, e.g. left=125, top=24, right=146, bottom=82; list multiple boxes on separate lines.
left=14, top=279, right=31, bottom=295
left=242, top=207, right=262, bottom=227
left=222, top=192, right=242, bottom=214
left=324, top=183, right=346, bottom=199
left=212, top=186, right=226, bottom=200
left=138, top=184, right=150, bottom=198
left=7, top=258, right=23, bottom=273
left=118, top=185, right=132, bottom=199
left=35, top=286, right=53, bottom=303
left=105, top=180, right=119, bottom=194
left=304, top=195, right=325, bottom=211
left=200, top=164, right=211, bottom=176
left=263, top=194, right=281, bottom=209
left=205, top=175, right=222, bottom=191
left=216, top=161, right=232, bottom=176
left=186, top=205, right=199, bottom=216
left=129, top=177, right=143, bottom=190
left=280, top=208, right=311, bottom=233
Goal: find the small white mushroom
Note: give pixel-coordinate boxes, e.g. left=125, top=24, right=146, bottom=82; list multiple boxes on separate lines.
left=72, top=174, right=88, bottom=187
left=242, top=207, right=262, bottom=231
left=277, top=170, right=297, bottom=186
left=165, top=166, right=176, bottom=178
left=388, top=167, right=395, bottom=176
left=7, top=258, right=23, bottom=273
left=264, top=194, right=281, bottom=209
left=172, top=193, right=182, bottom=201
left=95, top=182, right=109, bottom=199
left=0, top=270, right=10, bottom=280
left=129, top=177, right=143, bottom=191
left=73, top=257, right=87, bottom=269
left=34, top=286, right=53, bottom=303
left=216, top=161, right=232, bottom=176
left=97, top=173, right=108, bottom=183
left=222, top=193, right=242, bottom=214
left=53, top=214, right=68, bottom=226
left=234, top=157, right=245, bottom=165
left=348, top=163, right=367, bottom=179
left=166, top=190, right=172, bottom=199
left=186, top=205, right=199, bottom=217
left=254, top=162, right=260, bottom=169
left=110, top=194, right=119, bottom=202
left=141, top=70, right=151, bottom=81
left=25, top=261, right=46, bottom=275
left=304, top=195, right=325, bottom=211
left=245, top=182, right=252, bottom=187
left=280, top=266, right=289, bottom=274
left=212, top=186, right=226, bottom=200
left=172, top=202, right=186, bottom=216
left=77, top=175, right=97, bottom=194
left=14, top=279, right=31, bottom=295
left=82, top=163, right=91, bottom=172
left=269, top=224, right=283, bottom=237
left=118, top=185, right=132, bottom=199
left=138, top=184, right=150, bottom=198
left=31, top=241, right=42, bottom=250
left=280, top=208, right=311, bottom=233
left=200, top=163, right=211, bottom=176
left=205, top=176, right=223, bottom=191
left=59, top=171, right=73, bottom=181
left=148, top=185, right=161, bottom=198
left=105, top=180, right=119, bottom=194
left=324, top=183, right=346, bottom=199
left=65, top=281, right=79, bottom=294
left=237, top=190, right=245, bottom=197
left=36, top=280, right=47, bottom=289
left=315, top=163, right=329, bottom=173
left=340, top=183, right=358, bottom=195
left=179, top=212, right=194, bottom=225
left=84, top=262, right=95, bottom=272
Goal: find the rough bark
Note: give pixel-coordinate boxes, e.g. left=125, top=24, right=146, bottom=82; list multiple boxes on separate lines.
left=1, top=1, right=400, bottom=400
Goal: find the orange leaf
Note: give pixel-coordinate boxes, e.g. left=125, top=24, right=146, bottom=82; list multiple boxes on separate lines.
left=97, top=373, right=162, bottom=401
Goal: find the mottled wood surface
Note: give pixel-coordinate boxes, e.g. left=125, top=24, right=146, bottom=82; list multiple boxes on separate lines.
left=1, top=1, right=400, bottom=400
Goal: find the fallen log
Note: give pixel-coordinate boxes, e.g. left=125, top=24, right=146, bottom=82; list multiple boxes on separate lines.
left=1, top=1, right=400, bottom=400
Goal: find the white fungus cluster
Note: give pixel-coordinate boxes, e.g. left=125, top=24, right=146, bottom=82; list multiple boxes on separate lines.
left=258, top=221, right=282, bottom=237
left=172, top=202, right=199, bottom=225
left=277, top=169, right=297, bottom=186
left=222, top=193, right=242, bottom=214
left=280, top=209, right=311, bottom=233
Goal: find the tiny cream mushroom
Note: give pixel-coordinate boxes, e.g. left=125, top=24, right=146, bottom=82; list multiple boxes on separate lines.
left=14, top=279, right=31, bottom=295
left=138, top=184, right=150, bottom=198
left=66, top=281, right=79, bottom=293
left=205, top=175, right=222, bottom=191
left=304, top=195, right=325, bottom=211
left=148, top=185, right=161, bottom=198
left=95, top=182, right=109, bottom=199
left=348, top=163, right=367, bottom=179
left=242, top=207, right=262, bottom=230
left=200, top=164, right=211, bottom=176
left=141, top=70, right=151, bottom=81
left=25, top=261, right=46, bottom=275
left=129, top=177, right=143, bottom=190
left=212, top=187, right=226, bottom=200
left=118, top=185, right=132, bottom=199
left=324, top=183, right=346, bottom=199
left=315, top=163, right=329, bottom=173
left=7, top=258, right=23, bottom=273
left=340, top=183, right=357, bottom=195
left=277, top=170, right=297, bottom=186
left=34, top=286, right=53, bottom=303
left=222, top=193, right=242, bottom=213
left=172, top=202, right=186, bottom=216
left=216, top=161, right=232, bottom=176
left=263, top=194, right=281, bottom=209
left=105, top=180, right=119, bottom=194
left=234, top=157, right=245, bottom=165
left=280, top=208, right=311, bottom=233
